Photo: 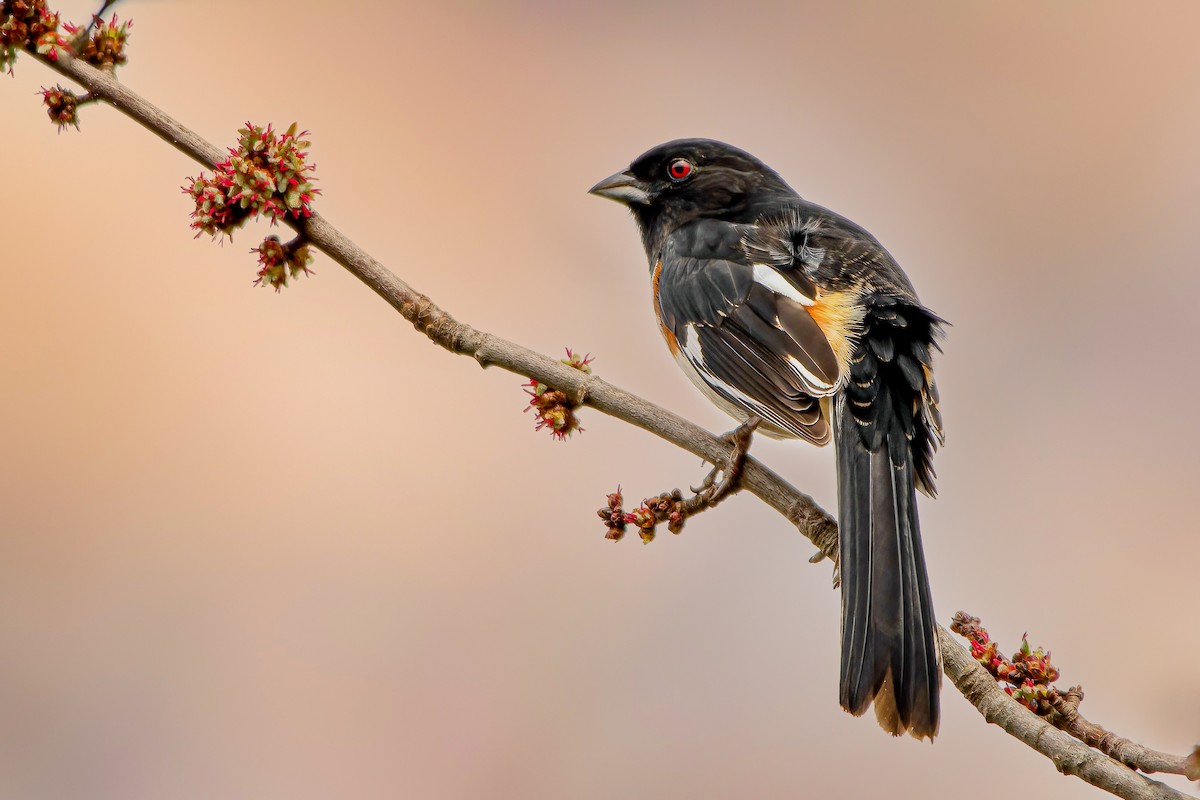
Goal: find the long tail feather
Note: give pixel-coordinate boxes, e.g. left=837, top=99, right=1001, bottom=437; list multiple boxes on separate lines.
left=835, top=390, right=940, bottom=739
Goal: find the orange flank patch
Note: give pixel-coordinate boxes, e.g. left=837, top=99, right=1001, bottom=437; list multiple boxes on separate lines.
left=651, top=260, right=680, bottom=355
left=806, top=287, right=865, bottom=375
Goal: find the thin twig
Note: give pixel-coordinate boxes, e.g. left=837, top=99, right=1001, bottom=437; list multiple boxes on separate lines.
left=613, top=415, right=762, bottom=541
left=1048, top=687, right=1192, bottom=776
left=24, top=48, right=1198, bottom=800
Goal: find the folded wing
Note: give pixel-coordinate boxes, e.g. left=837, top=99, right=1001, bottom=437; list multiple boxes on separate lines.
left=656, top=248, right=841, bottom=445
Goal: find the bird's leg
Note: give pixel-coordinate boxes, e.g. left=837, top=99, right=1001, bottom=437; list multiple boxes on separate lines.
left=723, top=413, right=761, bottom=456
left=689, top=414, right=761, bottom=492
left=705, top=414, right=760, bottom=503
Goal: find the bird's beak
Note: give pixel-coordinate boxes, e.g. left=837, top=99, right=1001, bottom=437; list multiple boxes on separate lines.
left=588, top=170, right=651, bottom=206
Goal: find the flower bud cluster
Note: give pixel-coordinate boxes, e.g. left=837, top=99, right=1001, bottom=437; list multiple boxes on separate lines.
left=1, top=0, right=68, bottom=73
left=185, top=122, right=319, bottom=239
left=597, top=488, right=686, bottom=544
left=75, top=13, right=130, bottom=69
left=952, top=612, right=1062, bottom=714
left=40, top=83, right=76, bottom=129
left=253, top=235, right=313, bottom=291
left=523, top=349, right=593, bottom=440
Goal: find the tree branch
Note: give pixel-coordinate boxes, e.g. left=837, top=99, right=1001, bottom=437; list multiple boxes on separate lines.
left=25, top=48, right=1196, bottom=800
left=941, top=630, right=1189, bottom=800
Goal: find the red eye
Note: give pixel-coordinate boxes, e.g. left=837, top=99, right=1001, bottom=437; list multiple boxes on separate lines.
left=667, top=158, right=694, bottom=181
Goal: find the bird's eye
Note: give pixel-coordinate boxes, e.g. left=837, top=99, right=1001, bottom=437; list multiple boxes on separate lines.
left=667, top=158, right=694, bottom=182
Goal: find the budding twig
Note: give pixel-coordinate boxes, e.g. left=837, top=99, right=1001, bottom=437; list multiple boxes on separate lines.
left=600, top=415, right=761, bottom=543
left=952, top=613, right=1193, bottom=780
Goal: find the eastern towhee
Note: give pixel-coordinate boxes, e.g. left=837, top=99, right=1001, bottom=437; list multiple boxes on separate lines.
left=590, top=139, right=945, bottom=739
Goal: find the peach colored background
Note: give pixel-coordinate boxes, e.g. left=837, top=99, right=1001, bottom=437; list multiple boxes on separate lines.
left=2, top=1, right=1198, bottom=798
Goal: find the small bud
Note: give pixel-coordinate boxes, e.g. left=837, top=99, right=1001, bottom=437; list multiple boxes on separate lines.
left=597, top=486, right=628, bottom=541
left=40, top=84, right=77, bottom=131
left=950, top=611, right=983, bottom=638
left=626, top=506, right=653, bottom=528
left=606, top=487, right=623, bottom=510
left=34, top=25, right=68, bottom=61
left=562, top=348, right=594, bottom=373
left=520, top=350, right=593, bottom=440
left=79, top=13, right=131, bottom=70
left=626, top=505, right=656, bottom=544
left=252, top=235, right=313, bottom=291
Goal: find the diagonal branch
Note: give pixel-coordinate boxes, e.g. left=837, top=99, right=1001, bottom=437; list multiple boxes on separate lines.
left=26, top=49, right=1197, bottom=800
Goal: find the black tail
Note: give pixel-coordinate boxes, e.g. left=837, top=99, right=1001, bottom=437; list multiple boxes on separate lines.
left=835, top=299, right=942, bottom=739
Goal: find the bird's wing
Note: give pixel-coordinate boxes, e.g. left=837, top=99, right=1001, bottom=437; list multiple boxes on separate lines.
left=656, top=230, right=842, bottom=445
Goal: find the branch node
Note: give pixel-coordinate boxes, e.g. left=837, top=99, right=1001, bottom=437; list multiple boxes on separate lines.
left=402, top=294, right=466, bottom=354
left=570, top=376, right=592, bottom=408
left=473, top=334, right=494, bottom=368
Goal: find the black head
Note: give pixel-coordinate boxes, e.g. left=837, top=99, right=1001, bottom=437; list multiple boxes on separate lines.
left=589, top=138, right=796, bottom=255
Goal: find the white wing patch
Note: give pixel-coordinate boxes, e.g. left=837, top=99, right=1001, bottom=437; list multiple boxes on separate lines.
left=784, top=354, right=836, bottom=396
left=751, top=264, right=814, bottom=307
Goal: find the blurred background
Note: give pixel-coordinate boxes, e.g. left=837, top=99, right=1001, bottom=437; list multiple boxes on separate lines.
left=2, top=1, right=1198, bottom=798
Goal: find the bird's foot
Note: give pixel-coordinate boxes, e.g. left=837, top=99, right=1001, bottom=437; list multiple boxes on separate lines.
left=695, top=415, right=760, bottom=502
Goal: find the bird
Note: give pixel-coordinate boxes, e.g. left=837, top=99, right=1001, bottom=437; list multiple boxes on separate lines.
left=589, top=139, right=945, bottom=739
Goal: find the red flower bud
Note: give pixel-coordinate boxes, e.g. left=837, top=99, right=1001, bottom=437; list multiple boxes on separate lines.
left=252, top=235, right=313, bottom=291
left=520, top=349, right=593, bottom=440
left=185, top=122, right=320, bottom=243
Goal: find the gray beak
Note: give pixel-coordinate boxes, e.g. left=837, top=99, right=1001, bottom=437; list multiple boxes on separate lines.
left=588, top=170, right=651, bottom=206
